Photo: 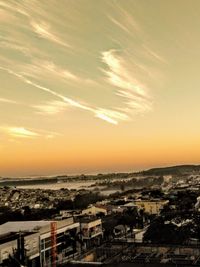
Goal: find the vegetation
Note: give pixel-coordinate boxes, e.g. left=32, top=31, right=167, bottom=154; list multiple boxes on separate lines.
left=143, top=218, right=191, bottom=244
left=56, top=191, right=105, bottom=210
left=0, top=207, right=57, bottom=224
left=144, top=190, right=200, bottom=245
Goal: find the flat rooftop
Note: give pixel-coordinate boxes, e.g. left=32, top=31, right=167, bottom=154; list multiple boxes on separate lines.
left=0, top=232, right=33, bottom=245
left=0, top=217, right=76, bottom=236
left=78, top=217, right=100, bottom=223
left=0, top=221, right=52, bottom=236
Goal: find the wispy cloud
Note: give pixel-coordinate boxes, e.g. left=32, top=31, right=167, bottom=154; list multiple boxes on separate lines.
left=26, top=76, right=124, bottom=125
left=30, top=20, right=70, bottom=48
left=95, top=113, right=117, bottom=125
left=0, top=0, right=157, bottom=127
left=108, top=15, right=130, bottom=34
left=0, top=125, right=60, bottom=139
left=22, top=60, right=79, bottom=82
left=0, top=3, right=15, bottom=22
left=143, top=45, right=167, bottom=64
left=95, top=108, right=129, bottom=125
left=0, top=1, right=29, bottom=18
left=1, top=127, right=39, bottom=139
left=101, top=49, right=152, bottom=116
left=102, top=50, right=146, bottom=96
left=107, top=2, right=141, bottom=35
left=116, top=90, right=152, bottom=114
left=0, top=48, right=152, bottom=125
left=0, top=41, right=30, bottom=56
left=0, top=98, right=17, bottom=104
left=0, top=66, right=123, bottom=125
left=33, top=100, right=68, bottom=115
left=21, top=60, right=99, bottom=87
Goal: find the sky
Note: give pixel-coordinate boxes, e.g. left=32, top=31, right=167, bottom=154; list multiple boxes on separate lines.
left=1, top=0, right=200, bottom=177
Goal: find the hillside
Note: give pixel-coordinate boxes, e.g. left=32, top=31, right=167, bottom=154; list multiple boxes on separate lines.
left=140, top=164, right=200, bottom=176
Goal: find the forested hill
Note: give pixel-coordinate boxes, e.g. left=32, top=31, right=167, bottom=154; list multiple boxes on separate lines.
left=140, top=165, right=200, bottom=176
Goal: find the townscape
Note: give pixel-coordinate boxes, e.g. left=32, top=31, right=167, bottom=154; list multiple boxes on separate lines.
left=1, top=165, right=200, bottom=266
left=1, top=0, right=200, bottom=267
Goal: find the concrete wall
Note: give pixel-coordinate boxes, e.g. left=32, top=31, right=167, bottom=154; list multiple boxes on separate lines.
left=0, top=239, right=17, bottom=263
left=24, top=232, right=40, bottom=259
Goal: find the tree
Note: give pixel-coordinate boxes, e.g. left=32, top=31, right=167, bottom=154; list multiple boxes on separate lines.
left=144, top=219, right=174, bottom=244
left=117, top=210, right=138, bottom=238
left=143, top=218, right=191, bottom=244
left=120, top=184, right=125, bottom=191
left=102, top=215, right=118, bottom=241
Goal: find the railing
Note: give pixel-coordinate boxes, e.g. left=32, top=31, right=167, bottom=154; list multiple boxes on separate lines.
left=82, top=230, right=103, bottom=239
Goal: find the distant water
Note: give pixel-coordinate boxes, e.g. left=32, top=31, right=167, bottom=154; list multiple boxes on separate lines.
left=17, top=181, right=94, bottom=190
left=16, top=181, right=119, bottom=196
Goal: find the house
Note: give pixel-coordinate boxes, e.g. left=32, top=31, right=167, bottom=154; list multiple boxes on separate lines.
left=81, top=205, right=107, bottom=216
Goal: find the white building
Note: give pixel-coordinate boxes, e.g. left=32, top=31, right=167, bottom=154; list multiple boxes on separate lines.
left=0, top=217, right=80, bottom=267
left=81, top=205, right=107, bottom=216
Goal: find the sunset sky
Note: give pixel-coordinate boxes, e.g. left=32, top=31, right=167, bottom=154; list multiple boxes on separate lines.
left=1, top=0, right=200, bottom=177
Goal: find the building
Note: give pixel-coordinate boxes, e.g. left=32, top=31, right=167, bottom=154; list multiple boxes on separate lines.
left=134, top=199, right=169, bottom=215
left=0, top=231, right=39, bottom=267
left=39, top=218, right=80, bottom=266
left=0, top=217, right=80, bottom=267
left=80, top=218, right=103, bottom=249
left=81, top=205, right=107, bottom=216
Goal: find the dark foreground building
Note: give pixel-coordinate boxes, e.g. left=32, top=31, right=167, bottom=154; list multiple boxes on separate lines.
left=60, top=241, right=200, bottom=267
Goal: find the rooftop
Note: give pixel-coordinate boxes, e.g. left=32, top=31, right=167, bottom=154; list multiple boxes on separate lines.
left=0, top=232, right=33, bottom=245
left=0, top=221, right=52, bottom=236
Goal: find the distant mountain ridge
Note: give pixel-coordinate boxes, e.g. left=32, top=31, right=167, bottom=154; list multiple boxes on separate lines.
left=1, top=164, right=200, bottom=184
left=140, top=164, right=200, bottom=176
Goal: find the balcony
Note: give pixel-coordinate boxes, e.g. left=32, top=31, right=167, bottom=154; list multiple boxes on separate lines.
left=82, top=227, right=103, bottom=239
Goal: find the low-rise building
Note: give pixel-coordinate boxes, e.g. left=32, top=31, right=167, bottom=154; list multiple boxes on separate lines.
left=134, top=199, right=169, bottom=215
left=80, top=218, right=103, bottom=249
left=81, top=205, right=107, bottom=216
left=0, top=231, right=40, bottom=267
left=0, top=217, right=80, bottom=267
